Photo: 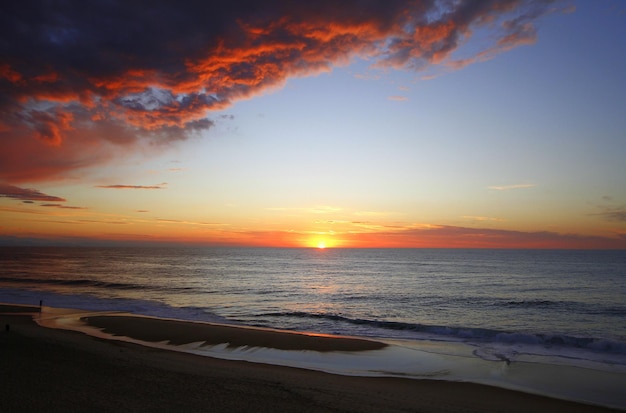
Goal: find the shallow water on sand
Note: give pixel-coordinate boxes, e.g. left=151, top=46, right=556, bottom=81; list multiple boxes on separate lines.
left=31, top=306, right=626, bottom=410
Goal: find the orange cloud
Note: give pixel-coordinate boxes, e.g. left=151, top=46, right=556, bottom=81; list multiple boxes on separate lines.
left=0, top=63, right=22, bottom=83
left=29, top=109, right=74, bottom=146
left=95, top=183, right=168, bottom=190
left=1, top=0, right=557, bottom=184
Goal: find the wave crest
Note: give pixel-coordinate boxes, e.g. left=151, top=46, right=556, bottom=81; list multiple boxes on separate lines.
left=260, top=311, right=626, bottom=356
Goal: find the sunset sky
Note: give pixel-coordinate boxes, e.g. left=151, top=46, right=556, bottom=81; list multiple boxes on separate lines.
left=1, top=0, right=625, bottom=248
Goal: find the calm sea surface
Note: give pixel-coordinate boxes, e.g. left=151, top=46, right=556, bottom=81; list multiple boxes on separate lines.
left=1, top=247, right=625, bottom=367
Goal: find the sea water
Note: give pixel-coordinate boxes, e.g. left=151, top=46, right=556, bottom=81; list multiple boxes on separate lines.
left=1, top=247, right=625, bottom=406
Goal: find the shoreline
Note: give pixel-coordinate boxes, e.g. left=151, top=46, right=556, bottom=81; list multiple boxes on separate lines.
left=1, top=303, right=624, bottom=412
left=83, top=314, right=387, bottom=352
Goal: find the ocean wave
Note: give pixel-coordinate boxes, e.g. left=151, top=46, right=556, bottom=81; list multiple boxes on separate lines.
left=491, top=298, right=626, bottom=317
left=260, top=311, right=626, bottom=356
left=0, top=276, right=145, bottom=291
left=500, top=299, right=560, bottom=308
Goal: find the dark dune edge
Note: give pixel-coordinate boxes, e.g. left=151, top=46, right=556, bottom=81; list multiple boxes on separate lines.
left=83, top=314, right=387, bottom=352
left=0, top=308, right=622, bottom=413
left=0, top=303, right=40, bottom=313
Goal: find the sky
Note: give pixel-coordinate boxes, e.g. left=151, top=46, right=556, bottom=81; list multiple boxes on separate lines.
left=1, top=0, right=625, bottom=249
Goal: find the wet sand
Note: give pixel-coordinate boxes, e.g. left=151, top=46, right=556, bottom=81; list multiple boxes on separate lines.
left=0, top=305, right=620, bottom=413
left=83, top=314, right=387, bottom=351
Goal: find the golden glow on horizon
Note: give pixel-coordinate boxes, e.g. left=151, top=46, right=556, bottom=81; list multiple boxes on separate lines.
left=307, top=235, right=338, bottom=249
left=1, top=201, right=624, bottom=249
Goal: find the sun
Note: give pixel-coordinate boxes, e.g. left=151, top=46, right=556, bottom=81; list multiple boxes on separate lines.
left=307, top=236, right=336, bottom=249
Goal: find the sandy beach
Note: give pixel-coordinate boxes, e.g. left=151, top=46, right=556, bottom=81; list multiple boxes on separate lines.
left=0, top=305, right=620, bottom=413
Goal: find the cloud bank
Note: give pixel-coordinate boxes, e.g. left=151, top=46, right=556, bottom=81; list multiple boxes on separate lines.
left=341, top=225, right=626, bottom=249
left=1, top=0, right=560, bottom=184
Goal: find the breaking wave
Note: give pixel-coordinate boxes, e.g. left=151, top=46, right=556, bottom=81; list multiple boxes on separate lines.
left=259, top=311, right=626, bottom=356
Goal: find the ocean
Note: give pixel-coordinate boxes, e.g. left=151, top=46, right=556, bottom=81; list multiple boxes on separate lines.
left=2, top=247, right=626, bottom=406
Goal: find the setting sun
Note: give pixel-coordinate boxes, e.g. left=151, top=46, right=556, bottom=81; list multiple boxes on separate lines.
left=307, top=236, right=336, bottom=249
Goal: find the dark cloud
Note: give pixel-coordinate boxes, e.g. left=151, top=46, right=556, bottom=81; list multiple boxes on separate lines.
left=596, top=208, right=626, bottom=223
left=591, top=198, right=626, bottom=222
left=40, top=203, right=87, bottom=210
left=606, top=211, right=626, bottom=222
left=1, top=0, right=560, bottom=183
left=0, top=183, right=66, bottom=202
